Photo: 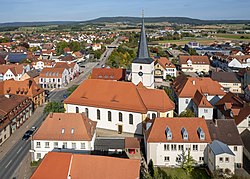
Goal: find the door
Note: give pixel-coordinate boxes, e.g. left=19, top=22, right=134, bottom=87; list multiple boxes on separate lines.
left=118, top=125, right=123, bottom=134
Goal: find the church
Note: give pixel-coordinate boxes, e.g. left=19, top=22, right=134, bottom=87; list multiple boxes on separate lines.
left=64, top=18, right=174, bottom=135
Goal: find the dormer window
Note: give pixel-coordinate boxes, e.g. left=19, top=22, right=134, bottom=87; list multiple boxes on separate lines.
left=181, top=127, right=188, bottom=140
left=61, top=128, right=65, bottom=134
left=197, top=127, right=205, bottom=140
left=71, top=128, right=74, bottom=134
left=165, top=127, right=172, bottom=140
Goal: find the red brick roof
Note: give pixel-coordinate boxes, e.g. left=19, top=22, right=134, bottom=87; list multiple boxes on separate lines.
left=64, top=79, right=174, bottom=113
left=145, top=117, right=211, bottom=143
left=31, top=152, right=140, bottom=179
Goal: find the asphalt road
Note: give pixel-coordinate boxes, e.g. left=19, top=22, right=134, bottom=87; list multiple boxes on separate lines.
left=0, top=37, right=119, bottom=179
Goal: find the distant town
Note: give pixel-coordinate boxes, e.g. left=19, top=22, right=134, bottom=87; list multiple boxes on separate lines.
left=0, top=16, right=250, bottom=179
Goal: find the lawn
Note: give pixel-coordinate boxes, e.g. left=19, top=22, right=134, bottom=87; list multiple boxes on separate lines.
left=215, top=33, right=250, bottom=40
left=156, top=167, right=211, bottom=179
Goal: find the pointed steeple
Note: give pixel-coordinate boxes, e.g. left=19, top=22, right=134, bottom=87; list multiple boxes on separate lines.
left=132, top=12, right=154, bottom=64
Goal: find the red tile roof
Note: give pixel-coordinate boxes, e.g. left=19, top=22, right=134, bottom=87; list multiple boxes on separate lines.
left=154, top=57, right=175, bottom=68
left=33, top=113, right=96, bottom=141
left=179, top=55, right=210, bottom=65
left=64, top=79, right=174, bottom=113
left=39, top=68, right=65, bottom=78
left=145, top=117, right=211, bottom=143
left=31, top=152, right=140, bottom=179
left=91, top=68, right=126, bottom=81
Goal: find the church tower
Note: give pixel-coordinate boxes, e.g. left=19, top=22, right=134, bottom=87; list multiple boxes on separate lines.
left=131, top=15, right=154, bottom=89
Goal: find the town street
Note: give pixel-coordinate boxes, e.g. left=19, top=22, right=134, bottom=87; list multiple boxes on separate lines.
left=0, top=37, right=119, bottom=179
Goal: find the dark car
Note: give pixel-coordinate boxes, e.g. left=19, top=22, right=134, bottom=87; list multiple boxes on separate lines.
left=22, top=130, right=34, bottom=140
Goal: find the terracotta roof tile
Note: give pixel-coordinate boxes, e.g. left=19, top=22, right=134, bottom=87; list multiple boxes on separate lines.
left=179, top=55, right=210, bottom=65
left=33, top=113, right=97, bottom=141
left=40, top=68, right=65, bottom=78
left=154, top=57, right=175, bottom=68
left=91, top=68, right=126, bottom=81
left=145, top=117, right=211, bottom=143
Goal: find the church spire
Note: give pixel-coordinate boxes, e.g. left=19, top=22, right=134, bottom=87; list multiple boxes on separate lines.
left=133, top=11, right=153, bottom=64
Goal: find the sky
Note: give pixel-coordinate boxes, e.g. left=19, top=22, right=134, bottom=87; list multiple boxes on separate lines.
left=0, top=0, right=249, bottom=23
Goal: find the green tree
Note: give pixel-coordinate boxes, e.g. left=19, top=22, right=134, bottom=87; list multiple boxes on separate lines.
left=148, top=159, right=155, bottom=178
left=163, top=87, right=174, bottom=101
left=44, top=102, right=65, bottom=113
left=188, top=48, right=198, bottom=55
left=180, top=149, right=196, bottom=175
left=67, top=85, right=79, bottom=96
left=179, top=109, right=195, bottom=117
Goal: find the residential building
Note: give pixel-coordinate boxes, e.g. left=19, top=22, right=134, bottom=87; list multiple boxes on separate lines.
left=54, top=62, right=80, bottom=81
left=154, top=57, right=176, bottom=82
left=211, top=72, right=242, bottom=93
left=132, top=18, right=154, bottom=89
left=235, top=105, right=250, bottom=133
left=92, top=43, right=102, bottom=51
left=244, top=85, right=250, bottom=101
left=30, top=152, right=140, bottom=179
left=172, top=75, right=225, bottom=118
left=227, top=55, right=250, bottom=70
left=0, top=94, right=32, bottom=145
left=31, top=59, right=55, bottom=71
left=179, top=55, right=210, bottom=73
left=20, top=69, right=40, bottom=84
left=31, top=113, right=97, bottom=161
left=207, top=140, right=235, bottom=175
left=240, top=129, right=250, bottom=161
left=206, top=119, right=243, bottom=169
left=144, top=117, right=211, bottom=166
left=0, top=64, right=31, bottom=81
left=64, top=79, right=175, bottom=135
left=91, top=68, right=126, bottom=81
left=0, top=79, right=45, bottom=109
left=39, top=67, right=69, bottom=89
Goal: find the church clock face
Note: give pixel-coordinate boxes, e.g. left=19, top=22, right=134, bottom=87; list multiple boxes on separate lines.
left=138, top=71, right=143, bottom=76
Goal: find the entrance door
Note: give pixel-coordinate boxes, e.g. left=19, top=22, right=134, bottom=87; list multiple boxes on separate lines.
left=118, top=125, right=123, bottom=134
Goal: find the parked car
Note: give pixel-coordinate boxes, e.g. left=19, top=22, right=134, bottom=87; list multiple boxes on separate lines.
left=22, top=129, right=35, bottom=140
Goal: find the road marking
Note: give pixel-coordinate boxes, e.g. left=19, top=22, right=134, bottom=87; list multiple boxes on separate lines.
left=17, top=146, right=23, bottom=154
left=5, top=160, right=12, bottom=168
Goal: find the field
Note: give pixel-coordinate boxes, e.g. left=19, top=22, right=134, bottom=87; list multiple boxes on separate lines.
left=215, top=33, right=250, bottom=40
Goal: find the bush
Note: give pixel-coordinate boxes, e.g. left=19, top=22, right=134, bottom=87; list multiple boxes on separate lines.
left=44, top=102, right=65, bottom=113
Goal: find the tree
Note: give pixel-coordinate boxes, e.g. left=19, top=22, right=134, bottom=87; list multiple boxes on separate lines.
left=148, top=159, right=155, bottom=178
left=163, top=86, right=174, bottom=101
left=180, top=149, right=196, bottom=175
left=188, top=48, right=198, bottom=55
left=67, top=85, right=79, bottom=96
left=179, top=109, right=195, bottom=117
left=44, top=102, right=65, bottom=113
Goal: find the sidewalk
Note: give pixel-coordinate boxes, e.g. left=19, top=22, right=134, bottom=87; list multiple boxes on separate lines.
left=0, top=105, right=45, bottom=161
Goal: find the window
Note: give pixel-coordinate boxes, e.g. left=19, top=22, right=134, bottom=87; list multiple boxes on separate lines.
left=193, top=145, right=198, bottom=151
left=71, top=128, right=74, bottom=134
left=62, top=142, right=67, bottom=149
left=81, top=143, right=85, bottom=149
left=72, top=142, right=76, bottom=149
left=185, top=99, right=189, bottom=104
left=119, top=112, right=123, bottom=122
left=37, top=153, right=41, bottom=159
left=171, top=144, right=177, bottom=151
left=178, top=145, right=184, bottom=151
left=176, top=156, right=181, bottom=162
left=129, top=114, right=133, bottom=125
left=108, top=111, right=112, bottom=121
left=45, top=142, right=49, bottom=148
left=199, top=157, right=204, bottom=162
left=76, top=107, right=79, bottom=113
left=54, top=142, right=58, bottom=148
left=164, top=144, right=169, bottom=151
left=97, top=109, right=100, bottom=120
left=152, top=113, right=156, bottom=119
left=234, top=146, right=237, bottom=151
left=58, top=79, right=60, bottom=82
left=36, top=142, right=41, bottom=148
left=85, top=108, right=89, bottom=117
left=204, top=109, right=208, bottom=113
left=248, top=118, right=250, bottom=127
left=219, top=157, right=223, bottom=163
left=225, top=157, right=229, bottom=163
left=140, top=66, right=142, bottom=70
left=61, top=128, right=65, bottom=134
left=164, top=156, right=170, bottom=162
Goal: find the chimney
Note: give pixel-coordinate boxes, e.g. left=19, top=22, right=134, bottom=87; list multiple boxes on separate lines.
left=213, top=119, right=218, bottom=127
left=49, top=112, right=53, bottom=118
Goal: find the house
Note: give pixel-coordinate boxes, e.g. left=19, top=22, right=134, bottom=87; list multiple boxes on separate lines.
left=64, top=79, right=175, bottom=135
left=20, top=69, right=40, bottom=84
left=0, top=64, right=31, bottom=81
left=31, top=113, right=97, bottom=161
left=0, top=79, right=45, bottom=109
left=243, top=70, right=250, bottom=89
left=144, top=117, right=211, bottom=166
left=54, top=62, right=80, bottom=81
left=215, top=92, right=250, bottom=133
left=206, top=119, right=243, bottom=169
left=39, top=67, right=69, bottom=89
left=32, top=59, right=55, bottom=71
left=172, top=75, right=225, bottom=118
left=240, top=129, right=250, bottom=161
left=91, top=68, right=126, bottom=81
left=154, top=57, right=176, bottom=82
left=179, top=55, right=210, bottom=73
left=211, top=72, right=242, bottom=93
left=0, top=56, right=6, bottom=64
left=244, top=85, right=250, bottom=101
left=207, top=140, right=235, bottom=175
left=0, top=94, right=32, bottom=145
left=227, top=55, right=250, bottom=70
left=6, top=53, right=27, bottom=63
left=92, top=43, right=102, bottom=51
left=30, top=152, right=140, bottom=179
